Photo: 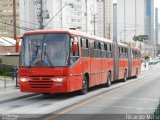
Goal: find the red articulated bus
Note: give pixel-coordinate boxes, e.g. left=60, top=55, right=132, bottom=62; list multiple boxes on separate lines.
left=18, top=29, right=141, bottom=95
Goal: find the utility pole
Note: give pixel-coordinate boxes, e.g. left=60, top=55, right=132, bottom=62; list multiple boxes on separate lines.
left=135, top=0, right=137, bottom=36
left=124, top=0, right=126, bottom=40
left=93, top=14, right=96, bottom=35
left=85, top=0, right=88, bottom=33
left=39, top=0, right=43, bottom=29
left=108, top=23, right=111, bottom=39
left=103, top=0, right=105, bottom=38
left=92, top=14, right=98, bottom=35
left=13, top=0, right=16, bottom=40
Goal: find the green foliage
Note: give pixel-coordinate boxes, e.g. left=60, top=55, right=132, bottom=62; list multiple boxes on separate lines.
left=133, top=35, right=148, bottom=42
left=0, top=64, right=15, bottom=77
left=153, top=101, right=160, bottom=120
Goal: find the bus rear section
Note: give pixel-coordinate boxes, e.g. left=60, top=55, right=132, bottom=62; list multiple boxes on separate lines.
left=130, top=48, right=141, bottom=77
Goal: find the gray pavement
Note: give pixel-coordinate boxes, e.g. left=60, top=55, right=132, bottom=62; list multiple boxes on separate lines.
left=0, top=78, right=36, bottom=104
left=44, top=64, right=160, bottom=120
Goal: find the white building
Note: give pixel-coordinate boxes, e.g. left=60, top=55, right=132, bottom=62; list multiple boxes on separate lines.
left=155, top=8, right=158, bottom=45
left=96, top=0, right=113, bottom=39
left=20, top=0, right=97, bottom=35
left=96, top=0, right=104, bottom=37
left=116, top=0, right=154, bottom=47
left=159, top=24, right=160, bottom=44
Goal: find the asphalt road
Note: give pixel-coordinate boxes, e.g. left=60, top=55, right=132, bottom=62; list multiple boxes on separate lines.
left=0, top=64, right=160, bottom=120
left=43, top=64, right=160, bottom=120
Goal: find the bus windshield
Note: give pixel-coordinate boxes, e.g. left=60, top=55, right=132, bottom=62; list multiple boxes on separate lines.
left=20, top=33, right=69, bottom=67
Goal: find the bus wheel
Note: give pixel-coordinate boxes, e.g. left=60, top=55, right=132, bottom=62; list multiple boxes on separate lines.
left=42, top=93, right=51, bottom=96
left=105, top=72, right=111, bottom=87
left=134, top=69, right=138, bottom=78
left=80, top=76, right=88, bottom=95
left=123, top=70, right=127, bottom=82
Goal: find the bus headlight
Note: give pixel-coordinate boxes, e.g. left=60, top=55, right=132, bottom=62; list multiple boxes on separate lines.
left=51, top=78, right=65, bottom=82
left=20, top=78, right=29, bottom=82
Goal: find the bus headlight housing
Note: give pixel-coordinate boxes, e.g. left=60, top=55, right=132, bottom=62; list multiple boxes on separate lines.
left=51, top=78, right=65, bottom=82
left=20, top=78, right=29, bottom=82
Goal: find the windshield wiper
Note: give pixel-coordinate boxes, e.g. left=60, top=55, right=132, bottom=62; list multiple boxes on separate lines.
left=42, top=43, right=53, bottom=66
left=35, top=45, right=40, bottom=57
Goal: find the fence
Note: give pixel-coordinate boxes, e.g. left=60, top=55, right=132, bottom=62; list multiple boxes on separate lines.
left=0, top=64, right=18, bottom=88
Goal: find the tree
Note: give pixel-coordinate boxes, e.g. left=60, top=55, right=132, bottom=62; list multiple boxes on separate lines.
left=133, top=35, right=148, bottom=50
left=133, top=35, right=148, bottom=42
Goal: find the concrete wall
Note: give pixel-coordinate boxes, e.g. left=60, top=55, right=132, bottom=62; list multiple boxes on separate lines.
left=0, top=46, right=15, bottom=53
left=0, top=55, right=19, bottom=66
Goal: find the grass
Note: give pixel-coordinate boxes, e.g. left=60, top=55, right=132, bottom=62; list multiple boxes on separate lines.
left=0, top=75, right=13, bottom=80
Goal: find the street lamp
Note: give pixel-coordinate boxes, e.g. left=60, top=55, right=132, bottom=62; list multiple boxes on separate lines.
left=43, top=3, right=74, bottom=29
left=118, top=30, right=126, bottom=41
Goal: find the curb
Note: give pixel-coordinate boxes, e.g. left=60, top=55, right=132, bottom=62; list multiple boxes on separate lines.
left=0, top=93, right=38, bottom=104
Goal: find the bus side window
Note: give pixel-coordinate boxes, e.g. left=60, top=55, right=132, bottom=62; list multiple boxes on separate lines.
left=101, top=43, right=106, bottom=58
left=70, top=37, right=79, bottom=65
left=119, top=47, right=121, bottom=59
left=104, top=43, right=107, bottom=58
left=94, top=41, right=98, bottom=58
left=125, top=48, right=128, bottom=59
left=98, top=42, right=101, bottom=58
left=135, top=50, right=138, bottom=59
left=90, top=41, right=94, bottom=58
left=122, top=47, right=124, bottom=59
left=131, top=49, right=133, bottom=59
left=109, top=44, right=112, bottom=58
left=81, top=38, right=89, bottom=57
left=138, top=51, right=141, bottom=59
left=107, top=44, right=110, bottom=58
left=132, top=50, right=135, bottom=59
left=94, top=41, right=101, bottom=58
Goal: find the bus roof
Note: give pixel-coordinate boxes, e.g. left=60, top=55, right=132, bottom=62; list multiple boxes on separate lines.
left=24, top=29, right=113, bottom=44
left=24, top=29, right=139, bottom=49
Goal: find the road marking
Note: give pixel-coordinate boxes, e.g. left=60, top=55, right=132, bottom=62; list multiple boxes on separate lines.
left=101, top=96, right=159, bottom=102
left=83, top=105, right=155, bottom=110
left=43, top=71, right=160, bottom=120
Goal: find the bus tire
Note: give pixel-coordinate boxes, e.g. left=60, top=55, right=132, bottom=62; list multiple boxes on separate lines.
left=42, top=93, right=51, bottom=96
left=80, top=76, right=88, bottom=95
left=123, top=70, right=127, bottom=82
left=105, top=72, right=111, bottom=87
left=134, top=69, right=138, bottom=78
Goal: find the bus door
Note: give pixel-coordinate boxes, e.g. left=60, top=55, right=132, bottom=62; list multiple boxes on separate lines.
left=69, top=36, right=82, bottom=91
left=90, top=41, right=102, bottom=85
left=90, top=41, right=95, bottom=86
left=80, top=38, right=90, bottom=79
left=90, top=41, right=97, bottom=86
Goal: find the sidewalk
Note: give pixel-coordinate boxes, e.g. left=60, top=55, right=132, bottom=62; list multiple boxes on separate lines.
left=0, top=78, right=36, bottom=104
left=141, top=62, right=149, bottom=71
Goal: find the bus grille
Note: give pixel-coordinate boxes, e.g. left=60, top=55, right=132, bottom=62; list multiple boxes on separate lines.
left=29, top=77, right=53, bottom=88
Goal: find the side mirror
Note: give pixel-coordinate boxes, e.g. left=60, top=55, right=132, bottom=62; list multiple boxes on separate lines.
left=15, top=36, right=23, bottom=52
left=72, top=44, right=77, bottom=53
